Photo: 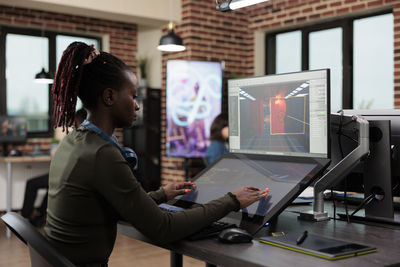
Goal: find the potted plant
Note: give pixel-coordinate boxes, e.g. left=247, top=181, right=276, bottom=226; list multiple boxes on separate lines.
left=138, top=57, right=147, bottom=87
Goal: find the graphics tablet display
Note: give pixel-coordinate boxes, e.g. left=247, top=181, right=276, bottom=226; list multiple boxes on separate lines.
left=170, top=153, right=330, bottom=235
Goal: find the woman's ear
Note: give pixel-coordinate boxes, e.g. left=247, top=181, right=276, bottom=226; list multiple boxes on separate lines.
left=102, top=88, right=115, bottom=106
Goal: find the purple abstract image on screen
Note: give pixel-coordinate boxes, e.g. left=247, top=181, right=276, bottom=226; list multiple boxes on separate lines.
left=166, top=60, right=222, bottom=158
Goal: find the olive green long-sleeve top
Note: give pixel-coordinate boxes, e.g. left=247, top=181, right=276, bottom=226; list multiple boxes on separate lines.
left=44, top=128, right=239, bottom=265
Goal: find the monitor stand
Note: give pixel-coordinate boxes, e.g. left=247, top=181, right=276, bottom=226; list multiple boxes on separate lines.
left=338, top=120, right=399, bottom=225
left=298, top=114, right=370, bottom=222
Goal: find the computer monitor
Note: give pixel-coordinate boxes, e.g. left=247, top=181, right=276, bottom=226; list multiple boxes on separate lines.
left=0, top=115, right=28, bottom=156
left=169, top=70, right=331, bottom=235
left=331, top=109, right=400, bottom=196
left=228, top=69, right=330, bottom=159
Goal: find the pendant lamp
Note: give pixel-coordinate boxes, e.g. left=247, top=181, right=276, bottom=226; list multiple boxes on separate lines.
left=157, top=0, right=185, bottom=52
left=34, top=13, right=53, bottom=84
left=35, top=67, right=53, bottom=84
left=157, top=22, right=185, bottom=52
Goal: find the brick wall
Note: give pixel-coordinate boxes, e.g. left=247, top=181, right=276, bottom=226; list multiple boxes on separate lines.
left=160, top=0, right=400, bottom=186
left=160, top=0, right=252, bottom=185
left=245, top=0, right=400, bottom=107
left=0, top=5, right=137, bottom=154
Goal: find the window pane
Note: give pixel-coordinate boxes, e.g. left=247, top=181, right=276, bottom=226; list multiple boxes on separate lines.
left=276, top=31, right=301, bottom=74
left=353, top=13, right=393, bottom=109
left=6, top=34, right=49, bottom=132
left=56, top=35, right=100, bottom=110
left=309, top=28, right=343, bottom=112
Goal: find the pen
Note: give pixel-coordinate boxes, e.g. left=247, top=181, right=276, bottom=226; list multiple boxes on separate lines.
left=296, top=230, right=308, bottom=245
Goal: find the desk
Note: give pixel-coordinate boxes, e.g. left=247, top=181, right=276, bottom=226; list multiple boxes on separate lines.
left=0, top=156, right=51, bottom=238
left=118, top=210, right=400, bottom=267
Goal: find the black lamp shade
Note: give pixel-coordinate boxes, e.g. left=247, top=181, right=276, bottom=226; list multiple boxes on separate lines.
left=34, top=67, right=53, bottom=84
left=157, top=29, right=186, bottom=52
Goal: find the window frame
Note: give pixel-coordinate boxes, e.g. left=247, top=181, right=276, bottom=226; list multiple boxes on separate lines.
left=265, top=9, right=392, bottom=109
left=0, top=26, right=101, bottom=137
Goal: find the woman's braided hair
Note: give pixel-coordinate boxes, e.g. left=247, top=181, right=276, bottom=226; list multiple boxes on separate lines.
left=51, top=41, right=130, bottom=131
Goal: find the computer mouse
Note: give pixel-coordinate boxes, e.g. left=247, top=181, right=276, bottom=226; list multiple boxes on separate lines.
left=218, top=227, right=253, bottom=243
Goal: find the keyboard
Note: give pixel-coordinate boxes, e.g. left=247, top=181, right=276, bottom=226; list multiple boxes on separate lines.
left=158, top=203, right=236, bottom=240
left=187, top=221, right=236, bottom=241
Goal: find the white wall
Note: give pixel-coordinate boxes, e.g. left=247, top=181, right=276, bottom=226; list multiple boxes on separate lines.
left=138, top=26, right=163, bottom=89
left=0, top=0, right=182, bottom=27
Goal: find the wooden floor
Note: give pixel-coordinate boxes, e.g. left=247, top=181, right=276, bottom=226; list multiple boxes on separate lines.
left=0, top=216, right=205, bottom=267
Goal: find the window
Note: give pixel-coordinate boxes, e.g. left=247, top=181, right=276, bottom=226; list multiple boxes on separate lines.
left=266, top=11, right=394, bottom=111
left=276, top=31, right=301, bottom=74
left=353, top=14, right=393, bottom=109
left=0, top=27, right=101, bottom=136
left=309, top=28, right=343, bottom=111
left=6, top=34, right=50, bottom=132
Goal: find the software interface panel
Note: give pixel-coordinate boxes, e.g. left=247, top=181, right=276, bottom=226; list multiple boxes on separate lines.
left=228, top=70, right=329, bottom=158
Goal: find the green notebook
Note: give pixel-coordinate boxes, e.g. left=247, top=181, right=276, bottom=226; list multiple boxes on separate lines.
left=259, top=232, right=376, bottom=260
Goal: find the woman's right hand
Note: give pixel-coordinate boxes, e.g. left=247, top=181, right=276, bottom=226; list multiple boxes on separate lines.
left=231, top=187, right=269, bottom=209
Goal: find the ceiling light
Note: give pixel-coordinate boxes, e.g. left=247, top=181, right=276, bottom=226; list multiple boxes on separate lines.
left=157, top=0, right=185, bottom=52
left=34, top=67, right=53, bottom=84
left=34, top=12, right=53, bottom=84
left=216, top=0, right=269, bottom=12
left=157, top=22, right=186, bottom=52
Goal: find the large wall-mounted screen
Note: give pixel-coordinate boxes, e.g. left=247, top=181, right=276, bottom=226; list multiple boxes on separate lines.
left=166, top=60, right=222, bottom=158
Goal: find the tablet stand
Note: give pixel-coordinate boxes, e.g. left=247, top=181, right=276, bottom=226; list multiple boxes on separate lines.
left=298, top=114, right=370, bottom=221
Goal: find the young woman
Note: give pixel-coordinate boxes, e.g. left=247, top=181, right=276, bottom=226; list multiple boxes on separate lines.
left=205, top=113, right=229, bottom=165
left=45, top=42, right=268, bottom=266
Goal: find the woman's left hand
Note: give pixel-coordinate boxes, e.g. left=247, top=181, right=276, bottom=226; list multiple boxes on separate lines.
left=163, top=182, right=196, bottom=200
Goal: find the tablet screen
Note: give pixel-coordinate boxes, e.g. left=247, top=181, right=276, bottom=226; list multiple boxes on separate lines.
left=171, top=153, right=330, bottom=234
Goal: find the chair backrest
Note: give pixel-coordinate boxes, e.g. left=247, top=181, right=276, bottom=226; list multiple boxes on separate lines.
left=1, top=212, right=76, bottom=267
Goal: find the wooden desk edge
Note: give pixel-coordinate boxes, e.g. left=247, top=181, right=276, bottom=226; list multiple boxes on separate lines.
left=0, top=156, right=52, bottom=163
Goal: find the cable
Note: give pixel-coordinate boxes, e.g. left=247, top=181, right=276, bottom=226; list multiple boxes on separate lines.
left=331, top=188, right=336, bottom=221
left=350, top=193, right=375, bottom=217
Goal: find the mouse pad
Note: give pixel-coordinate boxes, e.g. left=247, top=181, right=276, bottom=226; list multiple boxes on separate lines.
left=259, top=233, right=376, bottom=260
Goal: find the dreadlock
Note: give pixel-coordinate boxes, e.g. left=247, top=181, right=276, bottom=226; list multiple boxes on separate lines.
left=51, top=42, right=130, bottom=132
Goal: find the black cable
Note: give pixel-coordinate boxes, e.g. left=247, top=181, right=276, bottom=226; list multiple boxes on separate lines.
left=340, top=133, right=359, bottom=144
left=350, top=193, right=375, bottom=217
left=331, top=188, right=336, bottom=221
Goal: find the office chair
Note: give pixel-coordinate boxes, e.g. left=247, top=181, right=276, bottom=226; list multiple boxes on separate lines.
left=1, top=212, right=76, bottom=267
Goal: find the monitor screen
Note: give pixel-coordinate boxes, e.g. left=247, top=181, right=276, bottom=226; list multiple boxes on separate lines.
left=171, top=153, right=330, bottom=234
left=0, top=116, right=27, bottom=143
left=166, top=60, right=222, bottom=158
left=228, top=69, right=330, bottom=158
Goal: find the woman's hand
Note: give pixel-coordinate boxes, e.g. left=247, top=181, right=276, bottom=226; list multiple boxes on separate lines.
left=163, top=182, right=196, bottom=200
left=231, top=187, right=269, bottom=209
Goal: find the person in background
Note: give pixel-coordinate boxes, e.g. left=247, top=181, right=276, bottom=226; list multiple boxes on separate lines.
left=45, top=41, right=268, bottom=266
left=21, top=108, right=87, bottom=227
left=205, top=113, right=229, bottom=165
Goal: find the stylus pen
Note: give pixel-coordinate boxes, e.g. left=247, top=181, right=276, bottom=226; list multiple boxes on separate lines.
left=296, top=230, right=308, bottom=245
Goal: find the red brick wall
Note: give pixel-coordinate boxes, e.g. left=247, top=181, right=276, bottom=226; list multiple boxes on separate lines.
left=246, top=0, right=400, bottom=106
left=160, top=0, right=400, bottom=185
left=160, top=0, right=252, bottom=185
left=0, top=5, right=137, bottom=154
